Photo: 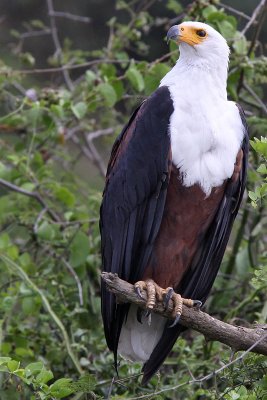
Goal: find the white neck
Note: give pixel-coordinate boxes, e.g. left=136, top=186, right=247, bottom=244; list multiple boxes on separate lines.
left=161, top=44, right=228, bottom=100
left=159, top=47, right=244, bottom=196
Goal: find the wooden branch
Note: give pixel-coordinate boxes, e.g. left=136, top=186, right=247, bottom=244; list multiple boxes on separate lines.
left=101, top=272, right=267, bottom=356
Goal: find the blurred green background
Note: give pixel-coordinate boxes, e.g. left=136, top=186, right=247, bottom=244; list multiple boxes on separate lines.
left=0, top=1, right=266, bottom=399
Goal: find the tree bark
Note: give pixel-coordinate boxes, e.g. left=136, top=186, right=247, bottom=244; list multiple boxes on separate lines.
left=101, top=272, right=267, bottom=355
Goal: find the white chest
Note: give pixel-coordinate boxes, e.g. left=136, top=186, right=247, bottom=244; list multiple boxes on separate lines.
left=165, top=83, right=245, bottom=195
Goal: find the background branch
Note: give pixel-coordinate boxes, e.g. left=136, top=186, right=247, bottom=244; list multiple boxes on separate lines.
left=101, top=272, right=267, bottom=356
left=49, top=11, right=91, bottom=23
left=241, top=0, right=267, bottom=35
left=0, top=178, right=61, bottom=222
left=46, top=0, right=74, bottom=90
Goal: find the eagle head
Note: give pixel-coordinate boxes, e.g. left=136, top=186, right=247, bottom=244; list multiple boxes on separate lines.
left=167, top=21, right=230, bottom=66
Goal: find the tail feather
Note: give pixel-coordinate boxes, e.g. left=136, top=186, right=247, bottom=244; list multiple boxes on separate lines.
left=117, top=305, right=166, bottom=363
left=142, top=323, right=186, bottom=384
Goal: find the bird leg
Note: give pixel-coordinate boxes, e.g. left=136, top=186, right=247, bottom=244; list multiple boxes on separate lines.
left=134, top=279, right=202, bottom=327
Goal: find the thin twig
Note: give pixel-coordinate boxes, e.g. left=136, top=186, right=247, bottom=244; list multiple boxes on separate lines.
left=10, top=59, right=129, bottom=75
left=237, top=1, right=267, bottom=94
left=84, top=128, right=115, bottom=177
left=87, top=128, right=114, bottom=141
left=193, top=333, right=267, bottom=383
left=127, top=333, right=267, bottom=399
left=62, top=259, right=84, bottom=306
left=220, top=3, right=251, bottom=21
left=243, top=82, right=267, bottom=115
left=84, top=133, right=106, bottom=177
left=0, top=178, right=60, bottom=222
left=67, top=127, right=115, bottom=177
left=1, top=255, right=83, bottom=375
left=46, top=0, right=74, bottom=90
left=20, top=29, right=51, bottom=39
left=69, top=132, right=94, bottom=162
left=247, top=2, right=267, bottom=55
left=6, top=49, right=175, bottom=77
left=49, top=11, right=91, bottom=23
left=33, top=208, right=48, bottom=235
left=241, top=0, right=267, bottom=35
left=149, top=50, right=177, bottom=67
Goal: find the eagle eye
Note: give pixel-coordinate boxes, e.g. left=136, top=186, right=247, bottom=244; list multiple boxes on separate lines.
left=196, top=29, right=206, bottom=37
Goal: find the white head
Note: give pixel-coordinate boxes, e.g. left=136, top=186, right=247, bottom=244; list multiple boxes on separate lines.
left=167, top=21, right=230, bottom=70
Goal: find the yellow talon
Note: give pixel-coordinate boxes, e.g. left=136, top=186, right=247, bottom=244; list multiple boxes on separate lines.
left=134, top=279, right=200, bottom=326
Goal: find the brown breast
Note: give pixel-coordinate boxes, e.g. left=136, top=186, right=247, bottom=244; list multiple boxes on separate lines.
left=142, top=164, right=226, bottom=289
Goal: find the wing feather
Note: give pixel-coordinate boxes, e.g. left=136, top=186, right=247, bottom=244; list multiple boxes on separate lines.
left=100, top=86, right=174, bottom=360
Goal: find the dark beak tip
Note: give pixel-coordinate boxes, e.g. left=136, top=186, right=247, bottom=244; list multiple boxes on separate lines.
left=166, top=25, right=179, bottom=43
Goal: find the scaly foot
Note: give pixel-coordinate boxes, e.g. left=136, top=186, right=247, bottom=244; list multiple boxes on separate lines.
left=134, top=279, right=201, bottom=327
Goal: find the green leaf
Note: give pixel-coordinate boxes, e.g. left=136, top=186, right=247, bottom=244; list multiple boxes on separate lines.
left=70, top=231, right=89, bottom=267
left=97, top=82, right=117, bottom=106
left=6, top=245, right=19, bottom=260
left=50, top=104, right=65, bottom=119
left=100, top=63, right=116, bottom=78
left=49, top=378, right=75, bottom=398
left=0, top=233, right=10, bottom=249
left=166, top=0, right=182, bottom=14
left=13, top=369, right=25, bottom=378
left=0, top=357, right=11, bottom=366
left=15, top=347, right=34, bottom=358
left=30, top=19, right=45, bottom=29
left=216, top=20, right=236, bottom=39
left=7, top=360, right=20, bottom=372
left=202, top=5, right=217, bottom=19
left=248, top=191, right=258, bottom=201
left=70, top=374, right=97, bottom=393
left=111, top=80, right=124, bottom=101
left=22, top=296, right=41, bottom=315
left=0, top=161, right=8, bottom=178
left=25, top=362, right=44, bottom=377
left=20, top=52, right=35, bottom=67
left=10, top=29, right=20, bottom=39
left=71, top=102, right=87, bottom=119
left=36, top=367, right=54, bottom=384
left=54, top=186, right=75, bottom=207
left=85, top=70, right=96, bottom=86
left=126, top=66, right=145, bottom=92
left=37, top=221, right=56, bottom=241
left=257, top=164, right=267, bottom=174
left=115, top=51, right=129, bottom=66
left=233, top=32, right=248, bottom=55
left=250, top=137, right=267, bottom=158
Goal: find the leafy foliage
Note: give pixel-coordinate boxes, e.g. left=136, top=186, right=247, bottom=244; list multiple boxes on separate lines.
left=0, top=0, right=266, bottom=399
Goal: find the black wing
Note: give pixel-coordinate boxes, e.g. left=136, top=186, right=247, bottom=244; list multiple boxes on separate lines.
left=100, top=86, right=174, bottom=367
left=142, top=104, right=249, bottom=384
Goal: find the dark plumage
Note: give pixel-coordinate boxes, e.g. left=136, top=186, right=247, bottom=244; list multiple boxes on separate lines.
left=100, top=84, right=248, bottom=383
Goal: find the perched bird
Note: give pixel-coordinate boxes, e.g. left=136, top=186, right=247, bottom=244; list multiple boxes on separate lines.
left=100, top=21, right=248, bottom=384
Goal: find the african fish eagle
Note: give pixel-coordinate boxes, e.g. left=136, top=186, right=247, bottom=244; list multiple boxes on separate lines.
left=100, top=21, right=248, bottom=384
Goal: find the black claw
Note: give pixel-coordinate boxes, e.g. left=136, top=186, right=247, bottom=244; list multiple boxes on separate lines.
left=144, top=310, right=151, bottom=318
left=163, top=288, right=174, bottom=309
left=193, top=300, right=202, bottom=309
left=137, top=307, right=143, bottom=324
left=135, top=286, right=145, bottom=300
left=169, top=313, right=181, bottom=328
